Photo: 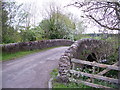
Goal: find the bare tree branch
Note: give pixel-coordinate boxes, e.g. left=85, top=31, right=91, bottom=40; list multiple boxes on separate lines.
left=89, top=15, right=120, bottom=30
left=67, top=1, right=120, bottom=31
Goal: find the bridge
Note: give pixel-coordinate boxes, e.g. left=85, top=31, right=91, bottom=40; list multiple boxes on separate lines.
left=2, top=39, right=73, bottom=88
left=1, top=39, right=117, bottom=88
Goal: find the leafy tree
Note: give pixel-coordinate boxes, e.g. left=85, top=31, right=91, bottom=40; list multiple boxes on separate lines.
left=2, top=2, right=19, bottom=43
left=3, top=1, right=27, bottom=30
left=20, top=29, right=36, bottom=42
left=73, top=21, right=86, bottom=40
left=38, top=2, right=76, bottom=40
left=2, top=1, right=27, bottom=43
left=39, top=12, right=76, bottom=39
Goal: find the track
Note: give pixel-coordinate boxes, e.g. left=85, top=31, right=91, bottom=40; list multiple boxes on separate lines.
left=2, top=47, right=68, bottom=88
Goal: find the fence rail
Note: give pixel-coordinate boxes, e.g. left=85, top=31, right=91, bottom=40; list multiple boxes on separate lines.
left=98, top=62, right=118, bottom=75
left=71, top=59, right=120, bottom=71
left=69, top=70, right=118, bottom=84
left=69, top=58, right=119, bottom=88
left=69, top=78, right=111, bottom=88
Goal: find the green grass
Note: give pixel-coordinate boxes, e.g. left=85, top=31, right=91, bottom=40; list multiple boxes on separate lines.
left=51, top=68, right=118, bottom=89
left=51, top=69, right=95, bottom=88
left=50, top=68, right=58, bottom=78
left=53, top=82, right=94, bottom=88
left=2, top=46, right=64, bottom=61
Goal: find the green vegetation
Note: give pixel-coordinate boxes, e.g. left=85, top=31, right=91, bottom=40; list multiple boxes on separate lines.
left=2, top=2, right=27, bottom=43
left=50, top=36, right=119, bottom=89
left=50, top=68, right=58, bottom=78
left=51, top=69, right=93, bottom=88
left=2, top=1, right=118, bottom=44
left=53, top=82, right=93, bottom=88
left=51, top=68, right=118, bottom=88
left=2, top=0, right=119, bottom=89
left=2, top=1, right=84, bottom=44
left=39, top=12, right=76, bottom=40
left=2, top=46, right=63, bottom=61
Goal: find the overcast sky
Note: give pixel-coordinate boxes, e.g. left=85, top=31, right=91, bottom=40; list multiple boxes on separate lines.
left=7, top=0, right=118, bottom=34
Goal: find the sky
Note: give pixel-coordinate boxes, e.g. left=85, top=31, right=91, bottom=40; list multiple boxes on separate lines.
left=6, top=0, right=118, bottom=34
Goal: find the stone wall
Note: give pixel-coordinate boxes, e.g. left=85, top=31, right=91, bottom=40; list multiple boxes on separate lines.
left=58, top=38, right=113, bottom=82
left=1, top=39, right=74, bottom=53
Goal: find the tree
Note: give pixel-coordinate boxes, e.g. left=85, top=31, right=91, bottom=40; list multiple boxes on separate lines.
left=2, top=1, right=29, bottom=31
left=2, top=1, right=24, bottom=43
left=39, top=3, right=76, bottom=39
left=20, top=29, right=36, bottom=42
left=73, top=21, right=86, bottom=40
left=39, top=12, right=76, bottom=39
left=2, top=2, right=15, bottom=43
left=67, top=0, right=120, bottom=31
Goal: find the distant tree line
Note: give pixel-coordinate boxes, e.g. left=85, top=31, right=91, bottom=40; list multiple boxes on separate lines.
left=1, top=1, right=85, bottom=44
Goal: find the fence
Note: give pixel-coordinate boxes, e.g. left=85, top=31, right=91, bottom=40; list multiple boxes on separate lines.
left=58, top=39, right=119, bottom=88
left=68, top=58, right=120, bottom=88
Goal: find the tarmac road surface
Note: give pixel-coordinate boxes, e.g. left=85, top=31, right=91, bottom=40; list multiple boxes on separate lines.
left=2, top=47, right=68, bottom=88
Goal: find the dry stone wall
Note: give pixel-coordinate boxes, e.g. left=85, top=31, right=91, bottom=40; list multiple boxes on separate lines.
left=57, top=38, right=113, bottom=82
left=1, top=39, right=74, bottom=53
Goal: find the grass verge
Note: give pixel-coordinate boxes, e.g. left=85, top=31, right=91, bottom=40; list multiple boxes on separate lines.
left=50, top=68, right=118, bottom=89
left=50, top=69, right=94, bottom=88
left=2, top=46, right=65, bottom=61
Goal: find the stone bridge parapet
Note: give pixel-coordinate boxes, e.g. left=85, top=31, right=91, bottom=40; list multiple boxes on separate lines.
left=1, top=39, right=74, bottom=53
left=58, top=38, right=113, bottom=82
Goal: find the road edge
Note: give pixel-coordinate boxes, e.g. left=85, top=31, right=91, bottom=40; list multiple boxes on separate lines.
left=48, top=77, right=53, bottom=88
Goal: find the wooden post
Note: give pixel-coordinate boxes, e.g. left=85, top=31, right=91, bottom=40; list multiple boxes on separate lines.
left=72, top=63, right=75, bottom=70
left=92, top=63, right=95, bottom=83
left=71, top=63, right=75, bottom=79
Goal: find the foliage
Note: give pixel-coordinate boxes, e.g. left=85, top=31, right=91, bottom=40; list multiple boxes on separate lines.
left=2, top=2, right=20, bottom=43
left=3, top=1, right=27, bottom=30
left=20, top=29, right=36, bottom=42
left=50, top=69, right=58, bottom=78
left=39, top=12, right=76, bottom=39
left=53, top=82, right=93, bottom=88
left=51, top=67, right=118, bottom=88
left=73, top=34, right=92, bottom=41
left=32, top=26, right=45, bottom=40
left=1, top=1, right=86, bottom=43
left=51, top=35, right=118, bottom=88
left=2, top=1, right=27, bottom=43
left=51, top=69, right=94, bottom=88
left=51, top=69, right=93, bottom=88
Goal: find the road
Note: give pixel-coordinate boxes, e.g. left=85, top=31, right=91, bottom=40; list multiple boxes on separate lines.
left=2, top=47, right=68, bottom=88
